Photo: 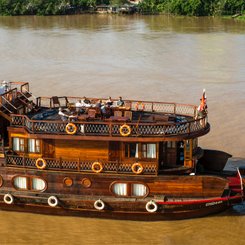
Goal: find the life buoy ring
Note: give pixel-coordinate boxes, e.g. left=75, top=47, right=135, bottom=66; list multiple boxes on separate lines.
left=145, top=200, right=158, bottom=213
left=94, top=199, right=105, bottom=210
left=48, top=196, right=59, bottom=207
left=131, top=162, right=144, bottom=174
left=119, top=124, right=131, bottom=137
left=65, top=123, right=77, bottom=135
left=92, top=161, right=103, bottom=173
left=3, top=194, right=14, bottom=205
left=135, top=102, right=145, bottom=111
left=36, top=158, right=47, bottom=170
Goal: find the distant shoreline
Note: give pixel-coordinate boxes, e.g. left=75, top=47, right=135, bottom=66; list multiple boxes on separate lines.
left=0, top=12, right=245, bottom=22
left=0, top=1, right=244, bottom=17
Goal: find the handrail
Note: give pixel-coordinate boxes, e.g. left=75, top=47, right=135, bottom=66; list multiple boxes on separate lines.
left=35, top=96, right=197, bottom=117
left=20, top=82, right=29, bottom=93
left=0, top=101, right=12, bottom=113
left=5, top=154, right=157, bottom=175
left=10, top=81, right=29, bottom=92
left=1, top=96, right=17, bottom=110
left=2, top=82, right=208, bottom=138
left=18, top=90, right=29, bottom=100
left=10, top=113, right=208, bottom=138
left=0, top=87, right=18, bottom=100
left=2, top=82, right=196, bottom=117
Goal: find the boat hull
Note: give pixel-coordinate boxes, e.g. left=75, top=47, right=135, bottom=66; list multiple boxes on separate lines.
left=0, top=193, right=242, bottom=221
left=0, top=160, right=244, bottom=221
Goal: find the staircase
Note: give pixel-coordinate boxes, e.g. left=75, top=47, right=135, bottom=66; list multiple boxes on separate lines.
left=0, top=81, right=38, bottom=121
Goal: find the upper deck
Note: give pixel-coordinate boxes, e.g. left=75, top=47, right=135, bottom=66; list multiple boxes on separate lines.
left=1, top=82, right=209, bottom=141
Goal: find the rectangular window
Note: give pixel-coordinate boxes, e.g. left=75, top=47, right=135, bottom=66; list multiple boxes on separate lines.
left=132, top=184, right=147, bottom=196
left=28, top=139, right=40, bottom=153
left=125, top=143, right=156, bottom=159
left=113, top=183, right=127, bottom=196
left=125, top=143, right=139, bottom=158
left=13, top=138, right=24, bottom=152
left=32, top=178, right=45, bottom=190
left=14, top=176, right=27, bottom=189
left=142, top=143, right=156, bottom=159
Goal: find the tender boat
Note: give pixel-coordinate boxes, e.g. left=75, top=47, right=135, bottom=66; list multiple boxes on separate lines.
left=0, top=81, right=243, bottom=220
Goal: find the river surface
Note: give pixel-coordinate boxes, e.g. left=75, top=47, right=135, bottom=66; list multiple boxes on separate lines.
left=0, top=15, right=245, bottom=244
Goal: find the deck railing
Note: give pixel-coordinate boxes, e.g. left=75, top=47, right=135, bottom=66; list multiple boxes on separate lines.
left=10, top=113, right=208, bottom=137
left=35, top=96, right=197, bottom=117
left=7, top=91, right=209, bottom=137
left=5, top=154, right=157, bottom=175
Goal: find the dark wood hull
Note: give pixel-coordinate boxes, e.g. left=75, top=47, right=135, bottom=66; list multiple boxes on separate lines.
left=0, top=166, right=243, bottom=221
left=0, top=195, right=242, bottom=221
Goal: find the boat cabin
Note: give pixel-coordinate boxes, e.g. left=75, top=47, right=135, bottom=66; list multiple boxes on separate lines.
left=1, top=81, right=209, bottom=176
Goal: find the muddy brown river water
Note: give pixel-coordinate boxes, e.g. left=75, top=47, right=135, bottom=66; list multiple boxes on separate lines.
left=0, top=15, right=244, bottom=244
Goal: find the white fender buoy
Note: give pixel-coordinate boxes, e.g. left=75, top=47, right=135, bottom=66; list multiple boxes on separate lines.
left=145, top=200, right=158, bottom=213
left=3, top=194, right=14, bottom=205
left=47, top=196, right=59, bottom=207
left=94, top=199, right=105, bottom=210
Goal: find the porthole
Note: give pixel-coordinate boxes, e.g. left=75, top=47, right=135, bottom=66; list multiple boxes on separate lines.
left=81, top=178, right=92, bottom=188
left=64, top=177, right=73, bottom=187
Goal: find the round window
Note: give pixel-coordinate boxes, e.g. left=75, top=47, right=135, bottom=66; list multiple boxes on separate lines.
left=64, top=177, right=73, bottom=187
left=81, top=178, right=92, bottom=188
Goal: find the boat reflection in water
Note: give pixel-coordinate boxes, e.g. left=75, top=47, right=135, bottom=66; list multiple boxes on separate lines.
left=0, top=81, right=244, bottom=220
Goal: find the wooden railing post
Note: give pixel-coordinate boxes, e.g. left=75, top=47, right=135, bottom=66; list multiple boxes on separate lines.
left=59, top=157, right=62, bottom=169
left=116, top=160, right=119, bottom=173
left=77, top=158, right=80, bottom=171
left=23, top=155, right=25, bottom=167
left=109, top=122, right=112, bottom=136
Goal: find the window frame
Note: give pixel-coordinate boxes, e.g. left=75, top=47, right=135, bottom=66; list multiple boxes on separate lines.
left=124, top=143, right=139, bottom=159
left=12, top=137, right=25, bottom=152
left=13, top=176, right=28, bottom=190
left=124, top=142, right=157, bottom=160
left=110, top=181, right=149, bottom=198
left=28, top=138, right=41, bottom=153
left=141, top=143, right=157, bottom=159
left=12, top=175, right=47, bottom=192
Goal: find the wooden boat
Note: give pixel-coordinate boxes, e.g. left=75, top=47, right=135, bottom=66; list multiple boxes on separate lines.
left=0, top=81, right=243, bottom=220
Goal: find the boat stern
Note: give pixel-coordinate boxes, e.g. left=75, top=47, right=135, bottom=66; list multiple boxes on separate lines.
left=227, top=168, right=244, bottom=200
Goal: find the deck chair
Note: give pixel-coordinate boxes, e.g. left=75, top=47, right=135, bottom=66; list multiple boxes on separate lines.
left=124, top=111, right=132, bottom=121
left=87, top=109, right=96, bottom=119
left=109, top=110, right=129, bottom=122
left=114, top=110, right=122, bottom=117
